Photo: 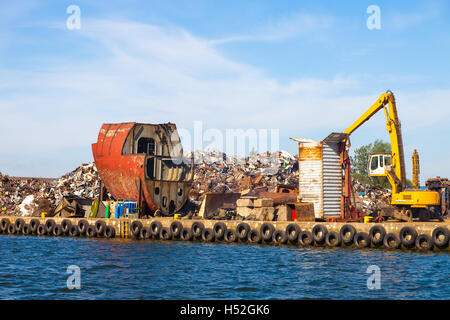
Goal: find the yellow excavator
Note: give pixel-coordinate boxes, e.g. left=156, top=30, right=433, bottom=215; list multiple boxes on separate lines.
left=343, top=90, right=447, bottom=221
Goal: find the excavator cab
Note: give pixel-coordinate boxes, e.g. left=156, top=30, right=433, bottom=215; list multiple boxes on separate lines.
left=368, top=153, right=392, bottom=176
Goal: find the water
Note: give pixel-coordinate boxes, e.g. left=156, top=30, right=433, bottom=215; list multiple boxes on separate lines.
left=0, top=235, right=448, bottom=299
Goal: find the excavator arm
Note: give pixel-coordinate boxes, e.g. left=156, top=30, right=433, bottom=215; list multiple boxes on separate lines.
left=343, top=91, right=406, bottom=194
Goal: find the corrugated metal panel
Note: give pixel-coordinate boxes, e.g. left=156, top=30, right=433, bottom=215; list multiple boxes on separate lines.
left=298, top=144, right=323, bottom=218
left=322, top=143, right=342, bottom=216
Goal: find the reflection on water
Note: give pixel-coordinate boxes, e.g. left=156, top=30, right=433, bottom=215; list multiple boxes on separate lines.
left=0, top=235, right=448, bottom=299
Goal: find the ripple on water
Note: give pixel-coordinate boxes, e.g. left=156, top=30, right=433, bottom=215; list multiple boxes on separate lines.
left=0, top=235, right=449, bottom=299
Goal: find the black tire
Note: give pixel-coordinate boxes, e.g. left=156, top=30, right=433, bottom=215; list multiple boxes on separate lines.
left=260, top=223, right=275, bottom=242
left=0, top=218, right=10, bottom=232
left=213, top=222, right=227, bottom=241
left=61, top=219, right=72, bottom=234
left=95, top=220, right=106, bottom=235
left=191, top=222, right=205, bottom=238
left=312, top=224, right=328, bottom=244
left=399, top=226, right=418, bottom=248
left=7, top=223, right=16, bottom=234
left=150, top=221, right=163, bottom=238
left=299, top=230, right=313, bottom=246
left=181, top=227, right=193, bottom=241
left=286, top=224, right=301, bottom=243
left=78, top=220, right=89, bottom=235
left=248, top=229, right=261, bottom=243
left=340, top=224, right=356, bottom=246
left=325, top=231, right=341, bottom=247
left=130, top=221, right=143, bottom=238
left=37, top=224, right=47, bottom=236
left=170, top=221, right=183, bottom=239
left=224, top=229, right=237, bottom=243
left=201, top=228, right=215, bottom=242
left=53, top=225, right=63, bottom=237
left=354, top=232, right=370, bottom=248
left=415, top=234, right=433, bottom=251
left=236, top=223, right=250, bottom=241
left=384, top=232, right=401, bottom=249
left=104, top=226, right=115, bottom=239
left=30, top=219, right=40, bottom=233
left=44, top=219, right=56, bottom=234
left=369, top=225, right=386, bottom=247
left=86, top=225, right=97, bottom=238
left=160, top=227, right=172, bottom=240
left=69, top=225, right=80, bottom=237
left=15, top=218, right=25, bottom=232
left=432, top=227, right=449, bottom=249
left=140, top=226, right=151, bottom=240
left=22, top=224, right=32, bottom=235
left=272, top=230, right=288, bottom=245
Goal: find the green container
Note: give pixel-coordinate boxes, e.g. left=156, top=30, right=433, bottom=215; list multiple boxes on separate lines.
left=105, top=205, right=110, bottom=219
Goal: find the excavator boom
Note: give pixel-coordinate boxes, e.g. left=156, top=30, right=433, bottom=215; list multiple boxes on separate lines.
left=344, top=91, right=406, bottom=193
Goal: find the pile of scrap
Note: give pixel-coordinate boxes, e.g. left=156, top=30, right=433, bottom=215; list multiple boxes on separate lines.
left=190, top=150, right=298, bottom=202
left=0, top=163, right=104, bottom=217
left=352, top=181, right=391, bottom=215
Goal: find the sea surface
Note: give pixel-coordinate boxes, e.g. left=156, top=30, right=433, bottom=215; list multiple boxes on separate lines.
left=0, top=235, right=448, bottom=300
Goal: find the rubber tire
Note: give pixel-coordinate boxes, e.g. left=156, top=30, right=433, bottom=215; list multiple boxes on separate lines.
left=78, top=220, right=89, bottom=235
left=7, top=224, right=16, bottom=234
left=61, top=219, right=72, bottom=234
left=299, top=230, right=313, bottom=246
left=181, top=227, right=193, bottom=241
left=224, top=229, right=237, bottom=243
left=22, top=224, right=32, bottom=235
left=202, top=228, right=215, bottom=242
left=213, top=222, right=227, bottom=241
left=236, top=223, right=250, bottom=241
left=191, top=222, right=205, bottom=239
left=130, top=221, right=143, bottom=238
left=415, top=234, right=433, bottom=251
left=104, top=226, right=115, bottom=239
left=0, top=218, right=10, bottom=232
left=30, top=219, right=40, bottom=233
left=170, top=221, right=183, bottom=239
left=37, top=224, right=47, bottom=236
left=399, top=226, right=418, bottom=249
left=53, top=225, right=63, bottom=237
left=312, top=224, right=328, bottom=244
left=260, top=223, right=275, bottom=242
left=15, top=218, right=25, bottom=232
left=140, top=226, right=151, bottom=240
left=325, top=231, right=341, bottom=247
left=432, top=227, right=449, bottom=249
left=369, top=225, right=386, bottom=247
left=69, top=225, right=80, bottom=237
left=150, top=221, right=163, bottom=238
left=286, top=224, right=301, bottom=243
left=44, top=219, right=56, bottom=234
left=248, top=229, right=261, bottom=243
left=95, top=220, right=106, bottom=235
left=384, top=233, right=401, bottom=249
left=86, top=225, right=97, bottom=238
left=160, top=227, right=172, bottom=240
left=340, top=224, right=356, bottom=246
left=354, top=232, right=370, bottom=248
left=272, top=230, right=288, bottom=245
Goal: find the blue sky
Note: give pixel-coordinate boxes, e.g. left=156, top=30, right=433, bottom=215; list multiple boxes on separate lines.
left=0, top=0, right=449, bottom=183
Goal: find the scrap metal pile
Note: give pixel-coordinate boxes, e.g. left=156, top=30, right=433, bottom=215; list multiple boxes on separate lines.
left=0, top=163, right=100, bottom=217
left=189, top=150, right=299, bottom=201
left=352, top=181, right=391, bottom=215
